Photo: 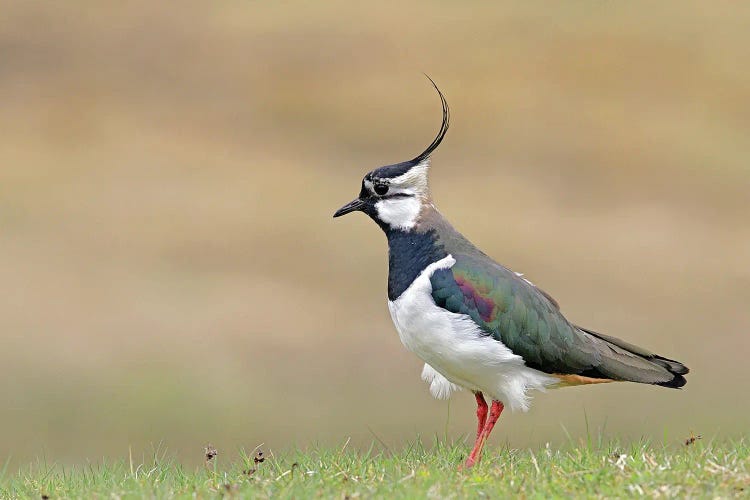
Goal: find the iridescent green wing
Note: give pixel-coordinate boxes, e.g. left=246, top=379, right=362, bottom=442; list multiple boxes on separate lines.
left=430, top=254, right=603, bottom=375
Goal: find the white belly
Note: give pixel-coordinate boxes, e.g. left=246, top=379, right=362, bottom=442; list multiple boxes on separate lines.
left=387, top=255, right=558, bottom=412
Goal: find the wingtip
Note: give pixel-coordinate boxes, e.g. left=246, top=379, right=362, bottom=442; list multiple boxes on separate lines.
left=655, top=373, right=688, bottom=389
left=652, top=355, right=689, bottom=376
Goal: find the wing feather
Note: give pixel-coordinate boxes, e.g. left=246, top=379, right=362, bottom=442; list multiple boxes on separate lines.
left=429, top=254, right=688, bottom=388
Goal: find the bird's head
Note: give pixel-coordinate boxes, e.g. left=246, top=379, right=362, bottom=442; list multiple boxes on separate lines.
left=333, top=78, right=449, bottom=232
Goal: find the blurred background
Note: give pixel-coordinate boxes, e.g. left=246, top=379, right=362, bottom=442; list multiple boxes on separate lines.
left=1, top=1, right=749, bottom=469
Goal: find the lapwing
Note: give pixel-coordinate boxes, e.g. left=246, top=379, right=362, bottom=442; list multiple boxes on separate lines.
left=333, top=79, right=688, bottom=468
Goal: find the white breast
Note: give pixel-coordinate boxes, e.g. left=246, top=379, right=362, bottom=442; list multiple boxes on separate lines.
left=387, top=255, right=559, bottom=412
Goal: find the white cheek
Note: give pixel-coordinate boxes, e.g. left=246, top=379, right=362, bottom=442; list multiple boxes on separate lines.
left=375, top=197, right=421, bottom=230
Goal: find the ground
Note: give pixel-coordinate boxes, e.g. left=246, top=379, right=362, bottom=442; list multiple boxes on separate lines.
left=2, top=438, right=747, bottom=499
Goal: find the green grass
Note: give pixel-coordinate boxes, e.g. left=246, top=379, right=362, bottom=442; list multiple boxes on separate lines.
left=2, top=439, right=748, bottom=499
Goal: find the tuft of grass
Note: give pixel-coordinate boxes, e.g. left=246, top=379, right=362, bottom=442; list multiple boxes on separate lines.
left=1, top=438, right=748, bottom=498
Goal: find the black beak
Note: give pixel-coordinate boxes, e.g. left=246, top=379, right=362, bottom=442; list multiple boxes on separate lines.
left=333, top=198, right=365, bottom=218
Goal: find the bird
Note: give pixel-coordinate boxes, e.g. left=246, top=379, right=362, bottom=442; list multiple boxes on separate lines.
left=333, top=78, right=689, bottom=469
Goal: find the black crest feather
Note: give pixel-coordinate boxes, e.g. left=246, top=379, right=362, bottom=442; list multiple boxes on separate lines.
left=411, top=75, right=450, bottom=164
left=365, top=77, right=450, bottom=181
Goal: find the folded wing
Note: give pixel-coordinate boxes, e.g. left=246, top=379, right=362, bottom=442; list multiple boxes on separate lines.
left=430, top=254, right=688, bottom=388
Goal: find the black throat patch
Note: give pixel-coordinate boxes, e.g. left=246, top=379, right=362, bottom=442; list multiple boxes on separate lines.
left=386, top=228, right=447, bottom=301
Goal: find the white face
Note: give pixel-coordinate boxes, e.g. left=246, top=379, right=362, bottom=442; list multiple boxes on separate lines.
left=366, top=160, right=430, bottom=230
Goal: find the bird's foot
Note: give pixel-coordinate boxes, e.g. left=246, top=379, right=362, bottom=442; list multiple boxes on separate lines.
left=458, top=456, right=479, bottom=471
left=460, top=460, right=474, bottom=471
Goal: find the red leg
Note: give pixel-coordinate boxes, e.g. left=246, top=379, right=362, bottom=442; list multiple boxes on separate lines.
left=463, top=400, right=504, bottom=469
left=474, top=392, right=488, bottom=439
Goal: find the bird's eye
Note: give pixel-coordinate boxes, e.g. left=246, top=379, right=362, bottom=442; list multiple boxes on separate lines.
left=373, top=184, right=389, bottom=196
